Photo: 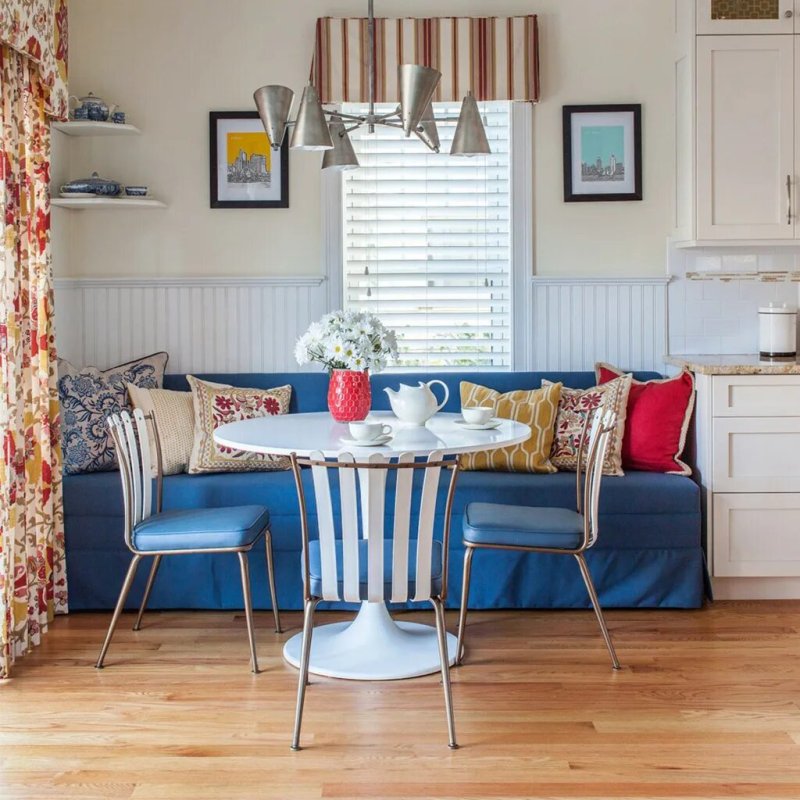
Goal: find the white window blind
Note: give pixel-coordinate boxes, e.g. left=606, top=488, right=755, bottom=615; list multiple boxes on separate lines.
left=342, top=102, right=512, bottom=370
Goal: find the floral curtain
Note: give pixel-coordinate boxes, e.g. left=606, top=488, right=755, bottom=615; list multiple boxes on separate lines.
left=0, top=1, right=67, bottom=679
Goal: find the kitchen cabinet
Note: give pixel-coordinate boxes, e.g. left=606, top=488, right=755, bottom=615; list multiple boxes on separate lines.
left=697, top=0, right=797, bottom=35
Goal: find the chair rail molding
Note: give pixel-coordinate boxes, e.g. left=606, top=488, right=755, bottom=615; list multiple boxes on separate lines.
left=54, top=275, right=328, bottom=373
left=530, top=275, right=670, bottom=372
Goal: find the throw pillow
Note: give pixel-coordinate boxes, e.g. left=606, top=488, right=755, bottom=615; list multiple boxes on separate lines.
left=187, top=376, right=292, bottom=474
left=127, top=385, right=205, bottom=475
left=545, top=374, right=632, bottom=477
left=596, top=363, right=695, bottom=476
left=58, top=352, right=169, bottom=475
left=459, top=381, right=562, bottom=473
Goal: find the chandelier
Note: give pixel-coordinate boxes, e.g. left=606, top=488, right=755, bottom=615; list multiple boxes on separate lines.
left=252, top=0, right=491, bottom=170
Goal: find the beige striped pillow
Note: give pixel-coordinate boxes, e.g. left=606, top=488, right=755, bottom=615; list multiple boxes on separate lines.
left=459, top=381, right=562, bottom=473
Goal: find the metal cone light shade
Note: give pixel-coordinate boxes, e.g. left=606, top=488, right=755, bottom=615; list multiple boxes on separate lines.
left=253, top=85, right=294, bottom=150
left=416, top=100, right=440, bottom=152
left=450, top=92, right=491, bottom=156
left=290, top=83, right=333, bottom=151
left=322, top=117, right=359, bottom=170
left=399, top=64, right=441, bottom=136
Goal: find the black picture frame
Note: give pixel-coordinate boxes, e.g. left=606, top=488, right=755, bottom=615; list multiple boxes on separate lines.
left=563, top=104, right=642, bottom=202
left=209, top=111, right=289, bottom=209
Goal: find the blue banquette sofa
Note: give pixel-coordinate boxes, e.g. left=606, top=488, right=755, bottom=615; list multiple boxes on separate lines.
left=63, top=370, right=706, bottom=611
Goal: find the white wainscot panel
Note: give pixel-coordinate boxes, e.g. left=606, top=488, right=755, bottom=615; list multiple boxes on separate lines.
left=54, top=276, right=328, bottom=373
left=530, top=277, right=669, bottom=372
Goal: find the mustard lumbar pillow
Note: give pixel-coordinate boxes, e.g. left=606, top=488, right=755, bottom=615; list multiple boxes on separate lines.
left=459, top=381, right=562, bottom=473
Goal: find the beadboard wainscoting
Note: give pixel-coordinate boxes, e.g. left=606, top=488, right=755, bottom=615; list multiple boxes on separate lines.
left=530, top=277, right=670, bottom=373
left=54, top=276, right=328, bottom=373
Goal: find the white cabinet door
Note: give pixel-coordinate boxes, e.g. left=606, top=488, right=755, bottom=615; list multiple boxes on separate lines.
left=697, top=35, right=795, bottom=240
left=697, top=0, right=795, bottom=34
left=714, top=493, right=800, bottom=577
left=712, top=374, right=800, bottom=416
left=713, top=417, right=800, bottom=492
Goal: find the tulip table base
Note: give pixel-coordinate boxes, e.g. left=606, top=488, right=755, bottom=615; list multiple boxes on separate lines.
left=282, top=601, right=457, bottom=680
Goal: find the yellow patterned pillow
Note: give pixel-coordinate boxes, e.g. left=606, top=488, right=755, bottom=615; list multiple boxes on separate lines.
left=459, top=381, right=562, bottom=473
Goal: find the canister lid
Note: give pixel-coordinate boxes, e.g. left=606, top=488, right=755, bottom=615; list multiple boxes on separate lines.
left=758, top=302, right=797, bottom=314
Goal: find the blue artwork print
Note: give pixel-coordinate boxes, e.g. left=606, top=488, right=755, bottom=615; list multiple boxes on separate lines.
left=580, top=125, right=625, bottom=182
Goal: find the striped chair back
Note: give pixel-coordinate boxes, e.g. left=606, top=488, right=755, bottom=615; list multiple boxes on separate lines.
left=290, top=450, right=459, bottom=603
left=107, top=410, right=163, bottom=549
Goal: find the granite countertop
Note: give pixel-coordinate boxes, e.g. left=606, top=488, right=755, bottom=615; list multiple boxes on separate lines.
left=666, top=354, right=800, bottom=375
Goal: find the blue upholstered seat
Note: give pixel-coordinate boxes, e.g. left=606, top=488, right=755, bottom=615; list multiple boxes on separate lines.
left=308, top=539, right=443, bottom=599
left=132, top=505, right=270, bottom=552
left=463, top=503, right=584, bottom=550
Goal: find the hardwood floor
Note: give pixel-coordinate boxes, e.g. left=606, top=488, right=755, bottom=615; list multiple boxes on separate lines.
left=1, top=602, right=799, bottom=799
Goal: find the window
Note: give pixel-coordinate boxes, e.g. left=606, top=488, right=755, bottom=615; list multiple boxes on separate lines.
left=332, top=101, right=529, bottom=371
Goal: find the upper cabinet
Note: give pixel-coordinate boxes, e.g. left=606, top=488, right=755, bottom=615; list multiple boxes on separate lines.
left=697, top=0, right=796, bottom=34
left=674, top=0, right=800, bottom=245
left=696, top=35, right=795, bottom=240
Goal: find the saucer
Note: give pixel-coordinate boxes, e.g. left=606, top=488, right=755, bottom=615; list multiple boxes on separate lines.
left=454, top=417, right=502, bottom=431
left=339, top=434, right=392, bottom=447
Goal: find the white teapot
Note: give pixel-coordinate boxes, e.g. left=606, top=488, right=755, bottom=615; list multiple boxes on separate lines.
left=384, top=380, right=449, bottom=426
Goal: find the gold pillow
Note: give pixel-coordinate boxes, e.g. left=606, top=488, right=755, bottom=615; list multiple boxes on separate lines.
left=459, top=381, right=562, bottom=473
left=187, top=376, right=292, bottom=474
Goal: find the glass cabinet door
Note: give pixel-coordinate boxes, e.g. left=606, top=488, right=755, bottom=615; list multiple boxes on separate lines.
left=697, top=0, right=795, bottom=33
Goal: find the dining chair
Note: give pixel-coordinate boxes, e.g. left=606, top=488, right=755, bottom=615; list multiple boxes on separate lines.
left=455, top=405, right=621, bottom=671
left=96, top=409, right=282, bottom=672
left=289, top=449, right=460, bottom=751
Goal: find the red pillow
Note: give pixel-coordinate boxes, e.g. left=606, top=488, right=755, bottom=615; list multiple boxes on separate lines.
left=595, top=363, right=695, bottom=475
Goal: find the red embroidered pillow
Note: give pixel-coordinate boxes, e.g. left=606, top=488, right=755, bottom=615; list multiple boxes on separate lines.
left=187, top=376, right=292, bottom=473
left=595, top=363, right=695, bottom=476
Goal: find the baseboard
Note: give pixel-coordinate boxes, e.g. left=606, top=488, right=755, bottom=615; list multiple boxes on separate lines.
left=712, top=577, right=800, bottom=600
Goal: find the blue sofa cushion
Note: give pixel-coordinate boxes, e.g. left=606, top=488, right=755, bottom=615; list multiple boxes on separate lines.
left=464, top=502, right=584, bottom=549
left=132, top=505, right=269, bottom=551
left=308, top=538, right=443, bottom=599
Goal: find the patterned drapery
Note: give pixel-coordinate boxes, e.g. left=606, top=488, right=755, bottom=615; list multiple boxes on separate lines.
left=0, top=41, right=67, bottom=678
left=0, top=0, right=68, bottom=121
left=311, top=15, right=539, bottom=105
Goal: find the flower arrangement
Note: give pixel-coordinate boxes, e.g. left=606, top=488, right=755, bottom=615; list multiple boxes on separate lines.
left=294, top=310, right=398, bottom=373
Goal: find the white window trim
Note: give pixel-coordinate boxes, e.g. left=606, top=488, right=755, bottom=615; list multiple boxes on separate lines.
left=321, top=102, right=534, bottom=371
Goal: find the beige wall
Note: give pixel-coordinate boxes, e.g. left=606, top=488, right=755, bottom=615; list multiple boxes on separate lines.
left=56, top=0, right=672, bottom=278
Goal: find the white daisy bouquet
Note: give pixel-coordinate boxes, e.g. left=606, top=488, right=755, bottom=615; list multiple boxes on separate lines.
left=294, top=310, right=398, bottom=373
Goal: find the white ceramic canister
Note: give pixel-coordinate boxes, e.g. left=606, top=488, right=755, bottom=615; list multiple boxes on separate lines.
left=759, top=303, right=797, bottom=357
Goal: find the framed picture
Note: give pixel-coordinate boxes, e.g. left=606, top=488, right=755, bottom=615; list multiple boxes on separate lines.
left=562, top=104, right=642, bottom=202
left=209, top=111, right=289, bottom=208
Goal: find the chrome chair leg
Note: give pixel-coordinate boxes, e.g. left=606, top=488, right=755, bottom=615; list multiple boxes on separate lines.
left=264, top=530, right=282, bottom=633
left=291, top=598, right=319, bottom=751
left=96, top=554, right=142, bottom=668
left=432, top=597, right=458, bottom=749
left=133, top=554, right=162, bottom=631
left=237, top=552, right=259, bottom=674
left=455, top=546, right=475, bottom=666
left=574, top=553, right=621, bottom=670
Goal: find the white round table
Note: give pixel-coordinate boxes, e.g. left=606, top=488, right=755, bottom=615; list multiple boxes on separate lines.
left=214, top=410, right=530, bottom=680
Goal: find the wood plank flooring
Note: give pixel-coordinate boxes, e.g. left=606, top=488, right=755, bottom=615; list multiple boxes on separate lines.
left=1, top=602, right=799, bottom=799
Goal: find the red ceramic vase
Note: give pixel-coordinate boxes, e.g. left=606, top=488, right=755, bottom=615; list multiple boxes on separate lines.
left=327, top=369, right=371, bottom=422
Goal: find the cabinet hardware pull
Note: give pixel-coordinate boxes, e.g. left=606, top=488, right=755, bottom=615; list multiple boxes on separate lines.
left=788, top=175, right=792, bottom=225
left=785, top=9, right=794, bottom=18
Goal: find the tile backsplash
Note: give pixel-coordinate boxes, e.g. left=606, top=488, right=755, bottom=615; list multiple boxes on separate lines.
left=668, top=242, right=799, bottom=355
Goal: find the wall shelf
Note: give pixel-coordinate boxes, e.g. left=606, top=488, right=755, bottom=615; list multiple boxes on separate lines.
left=52, top=120, right=141, bottom=136
left=52, top=197, right=166, bottom=210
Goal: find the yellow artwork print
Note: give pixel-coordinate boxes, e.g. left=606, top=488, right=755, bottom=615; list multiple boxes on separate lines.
left=226, top=131, right=272, bottom=185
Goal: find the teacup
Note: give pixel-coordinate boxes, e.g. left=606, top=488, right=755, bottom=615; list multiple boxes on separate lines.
left=461, top=406, right=494, bottom=425
left=349, top=421, right=392, bottom=441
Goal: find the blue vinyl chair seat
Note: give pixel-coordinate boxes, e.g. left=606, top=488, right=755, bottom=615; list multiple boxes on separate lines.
left=463, top=502, right=584, bottom=550
left=132, top=505, right=270, bottom=552
left=308, top=539, right=443, bottom=599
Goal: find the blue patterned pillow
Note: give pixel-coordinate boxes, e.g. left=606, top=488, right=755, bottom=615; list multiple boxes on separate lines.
left=58, top=352, right=169, bottom=475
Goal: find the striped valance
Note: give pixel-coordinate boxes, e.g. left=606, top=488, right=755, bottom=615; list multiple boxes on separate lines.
left=311, top=15, right=540, bottom=105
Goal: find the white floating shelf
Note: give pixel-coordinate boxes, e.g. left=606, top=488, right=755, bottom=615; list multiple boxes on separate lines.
left=52, top=120, right=141, bottom=136
left=51, top=197, right=166, bottom=210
